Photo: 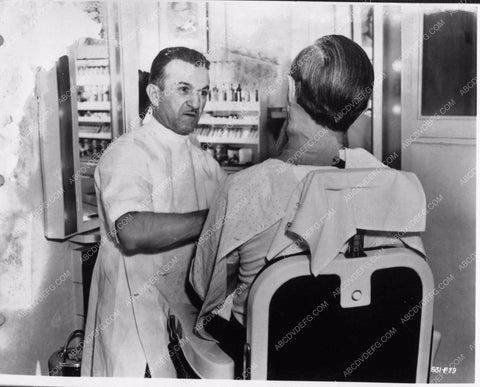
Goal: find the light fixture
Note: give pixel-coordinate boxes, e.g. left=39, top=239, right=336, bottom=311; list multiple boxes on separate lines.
left=392, top=59, right=402, bottom=72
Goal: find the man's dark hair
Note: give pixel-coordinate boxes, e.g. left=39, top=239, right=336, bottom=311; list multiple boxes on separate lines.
left=290, top=35, right=374, bottom=132
left=148, top=46, right=210, bottom=88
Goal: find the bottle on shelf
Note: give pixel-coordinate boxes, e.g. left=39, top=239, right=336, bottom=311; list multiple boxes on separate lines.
left=245, top=84, right=251, bottom=102
left=82, top=85, right=89, bottom=101
left=220, top=83, right=227, bottom=102
left=79, top=138, right=87, bottom=157
left=212, top=85, right=219, bottom=102
left=235, top=83, right=242, bottom=102
left=227, top=148, right=239, bottom=165
left=87, top=139, right=94, bottom=156
left=230, top=83, right=235, bottom=102
left=214, top=144, right=228, bottom=165
left=91, top=139, right=99, bottom=154
left=100, top=140, right=109, bottom=153
left=77, top=87, right=84, bottom=102
left=239, top=148, right=253, bottom=165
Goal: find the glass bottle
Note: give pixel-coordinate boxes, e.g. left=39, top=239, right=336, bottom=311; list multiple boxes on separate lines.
left=220, top=83, right=227, bottom=101
left=254, top=83, right=259, bottom=102
left=230, top=83, right=235, bottom=102
left=245, top=84, right=251, bottom=102
left=212, top=85, right=219, bottom=102
left=236, top=83, right=242, bottom=102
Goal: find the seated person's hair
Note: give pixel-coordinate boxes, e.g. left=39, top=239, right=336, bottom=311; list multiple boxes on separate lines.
left=148, top=46, right=211, bottom=88
left=289, top=35, right=374, bottom=132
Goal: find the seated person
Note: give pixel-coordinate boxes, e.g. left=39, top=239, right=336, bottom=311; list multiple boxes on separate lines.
left=189, top=34, right=384, bottom=364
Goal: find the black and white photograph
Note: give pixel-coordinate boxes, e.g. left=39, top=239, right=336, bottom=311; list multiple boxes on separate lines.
left=0, top=0, right=476, bottom=386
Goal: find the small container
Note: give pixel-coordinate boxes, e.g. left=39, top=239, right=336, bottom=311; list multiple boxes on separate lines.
left=227, top=148, right=239, bottom=165
left=239, top=148, right=253, bottom=165
left=215, top=144, right=227, bottom=164
left=48, top=330, right=83, bottom=377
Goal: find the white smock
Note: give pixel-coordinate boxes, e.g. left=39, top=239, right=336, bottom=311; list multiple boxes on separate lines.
left=81, top=116, right=226, bottom=377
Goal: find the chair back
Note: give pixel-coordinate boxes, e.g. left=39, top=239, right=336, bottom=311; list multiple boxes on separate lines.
left=246, top=249, right=434, bottom=382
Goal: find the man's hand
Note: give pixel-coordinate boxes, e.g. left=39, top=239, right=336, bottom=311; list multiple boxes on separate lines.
left=115, top=210, right=208, bottom=255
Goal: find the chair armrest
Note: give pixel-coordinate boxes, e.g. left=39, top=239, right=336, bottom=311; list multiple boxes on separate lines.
left=170, top=303, right=235, bottom=379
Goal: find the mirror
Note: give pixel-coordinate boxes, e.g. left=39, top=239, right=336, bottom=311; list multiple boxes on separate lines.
left=421, top=9, right=476, bottom=116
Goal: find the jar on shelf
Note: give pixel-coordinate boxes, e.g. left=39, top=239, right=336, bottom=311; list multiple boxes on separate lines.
left=227, top=148, right=239, bottom=165
left=214, top=144, right=227, bottom=164
left=100, top=140, right=110, bottom=152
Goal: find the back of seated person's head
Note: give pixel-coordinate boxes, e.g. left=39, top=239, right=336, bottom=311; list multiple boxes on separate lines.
left=290, top=35, right=374, bottom=133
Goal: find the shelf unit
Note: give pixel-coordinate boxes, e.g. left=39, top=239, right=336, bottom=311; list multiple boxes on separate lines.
left=38, top=2, right=125, bottom=242
left=76, top=51, right=113, bottom=142
left=193, top=97, right=267, bottom=173
left=74, top=42, right=114, bottom=226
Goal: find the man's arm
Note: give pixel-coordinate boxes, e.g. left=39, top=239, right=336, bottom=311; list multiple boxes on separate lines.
left=115, top=210, right=208, bottom=255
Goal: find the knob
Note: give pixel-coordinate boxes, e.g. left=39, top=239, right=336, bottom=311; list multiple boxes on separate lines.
left=352, top=290, right=362, bottom=301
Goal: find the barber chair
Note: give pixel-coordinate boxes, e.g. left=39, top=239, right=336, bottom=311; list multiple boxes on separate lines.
left=170, top=168, right=441, bottom=381
left=171, top=243, right=440, bottom=381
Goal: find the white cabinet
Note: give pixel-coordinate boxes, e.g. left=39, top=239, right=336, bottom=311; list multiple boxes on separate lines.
left=38, top=3, right=124, bottom=239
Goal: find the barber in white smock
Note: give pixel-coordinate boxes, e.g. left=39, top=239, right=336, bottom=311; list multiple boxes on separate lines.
left=82, top=47, right=226, bottom=378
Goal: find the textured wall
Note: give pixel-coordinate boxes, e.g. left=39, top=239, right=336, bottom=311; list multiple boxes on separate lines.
left=0, top=1, right=100, bottom=375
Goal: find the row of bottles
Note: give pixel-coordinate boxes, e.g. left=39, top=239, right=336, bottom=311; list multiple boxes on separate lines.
left=201, top=111, right=253, bottom=122
left=203, top=144, right=253, bottom=166
left=194, top=127, right=258, bottom=139
left=77, top=85, right=110, bottom=102
left=79, top=138, right=111, bottom=159
left=208, top=83, right=259, bottom=102
left=77, top=65, right=109, bottom=77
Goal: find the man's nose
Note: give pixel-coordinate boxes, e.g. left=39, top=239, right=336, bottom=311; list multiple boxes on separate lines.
left=188, top=92, right=201, bottom=109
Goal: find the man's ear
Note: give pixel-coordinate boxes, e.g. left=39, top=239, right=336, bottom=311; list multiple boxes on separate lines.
left=287, top=75, right=297, bottom=106
left=146, top=83, right=161, bottom=107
